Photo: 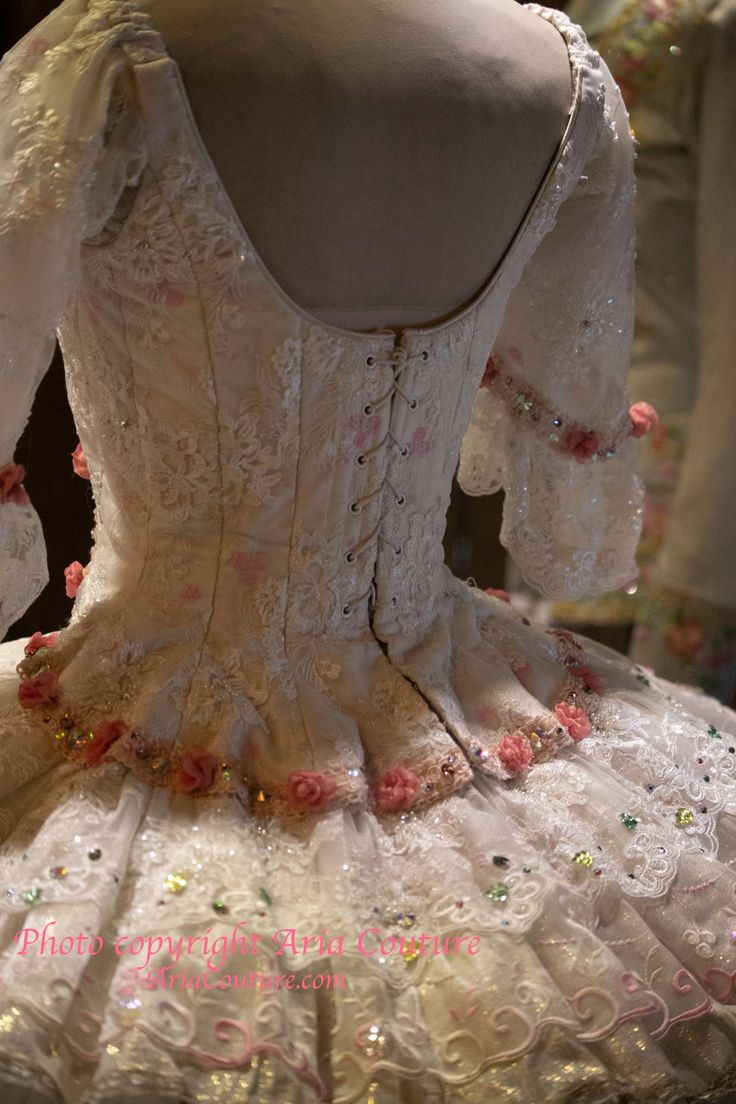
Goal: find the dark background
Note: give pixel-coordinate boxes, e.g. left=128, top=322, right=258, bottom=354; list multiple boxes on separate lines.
left=4, top=0, right=95, bottom=640
left=2, top=0, right=505, bottom=643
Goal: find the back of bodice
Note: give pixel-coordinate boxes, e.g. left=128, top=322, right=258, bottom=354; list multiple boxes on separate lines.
left=3, top=1, right=644, bottom=816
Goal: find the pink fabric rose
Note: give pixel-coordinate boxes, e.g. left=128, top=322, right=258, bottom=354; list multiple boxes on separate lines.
left=18, top=669, right=60, bottom=710
left=563, top=428, right=600, bottom=463
left=64, top=561, right=84, bottom=598
left=484, top=587, right=511, bottom=603
left=629, top=401, right=659, bottom=439
left=375, top=765, right=420, bottom=812
left=82, top=720, right=128, bottom=766
left=178, top=746, right=221, bottom=793
left=285, top=770, right=337, bottom=812
left=23, top=631, right=59, bottom=657
left=566, top=664, right=603, bottom=694
left=71, top=443, right=90, bottom=480
left=554, top=702, right=592, bottom=742
left=496, top=731, right=534, bottom=773
left=0, top=463, right=30, bottom=506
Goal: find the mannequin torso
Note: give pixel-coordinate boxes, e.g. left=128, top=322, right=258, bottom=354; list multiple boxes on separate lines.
left=138, top=0, right=571, bottom=331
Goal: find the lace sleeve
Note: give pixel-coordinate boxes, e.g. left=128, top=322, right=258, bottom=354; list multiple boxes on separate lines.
left=458, top=63, right=647, bottom=601
left=0, top=0, right=147, bottom=639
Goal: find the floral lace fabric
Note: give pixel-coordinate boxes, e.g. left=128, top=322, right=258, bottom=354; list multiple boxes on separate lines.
left=1, top=1, right=736, bottom=1101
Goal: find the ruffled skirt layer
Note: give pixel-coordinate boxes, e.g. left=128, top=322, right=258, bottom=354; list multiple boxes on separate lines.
left=1, top=632, right=736, bottom=1103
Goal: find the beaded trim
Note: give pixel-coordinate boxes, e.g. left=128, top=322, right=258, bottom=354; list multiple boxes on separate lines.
left=16, top=643, right=471, bottom=817
left=480, top=353, right=635, bottom=463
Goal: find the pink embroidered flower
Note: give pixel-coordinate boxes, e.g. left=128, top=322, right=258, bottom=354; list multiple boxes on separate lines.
left=480, top=354, right=501, bottom=389
left=563, top=428, right=600, bottom=463
left=665, top=619, right=705, bottom=662
left=629, top=401, right=659, bottom=438
left=178, top=746, right=221, bottom=793
left=81, top=720, right=128, bottom=766
left=230, top=551, right=269, bottom=586
left=484, top=587, right=511, bottom=603
left=349, top=412, right=381, bottom=448
left=375, top=765, right=420, bottom=812
left=0, top=463, right=30, bottom=506
left=81, top=291, right=101, bottom=323
left=566, top=664, right=604, bottom=694
left=23, top=631, right=59, bottom=657
left=18, top=669, right=60, bottom=710
left=554, top=702, right=592, bottom=742
left=477, top=704, right=500, bottom=727
left=64, top=561, right=84, bottom=598
left=511, top=661, right=534, bottom=690
left=409, top=427, right=430, bottom=456
left=285, top=771, right=337, bottom=812
left=150, top=279, right=184, bottom=307
left=497, top=731, right=534, bottom=773
left=29, top=36, right=52, bottom=57
left=180, top=583, right=202, bottom=602
left=71, top=443, right=90, bottom=480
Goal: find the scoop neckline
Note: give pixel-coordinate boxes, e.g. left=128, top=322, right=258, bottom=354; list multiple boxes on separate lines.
left=156, top=3, right=590, bottom=343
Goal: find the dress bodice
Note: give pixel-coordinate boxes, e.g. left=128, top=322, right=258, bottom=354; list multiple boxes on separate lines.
left=2, top=0, right=645, bottom=816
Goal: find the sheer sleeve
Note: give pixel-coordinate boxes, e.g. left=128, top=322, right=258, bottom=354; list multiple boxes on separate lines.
left=458, top=63, right=646, bottom=601
left=0, top=0, right=147, bottom=639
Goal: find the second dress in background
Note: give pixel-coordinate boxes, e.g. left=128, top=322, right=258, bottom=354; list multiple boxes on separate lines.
left=543, top=0, right=736, bottom=702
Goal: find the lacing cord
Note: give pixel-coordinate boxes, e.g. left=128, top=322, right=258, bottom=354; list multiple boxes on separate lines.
left=354, top=425, right=416, bottom=465
left=342, top=345, right=430, bottom=617
left=344, top=520, right=381, bottom=564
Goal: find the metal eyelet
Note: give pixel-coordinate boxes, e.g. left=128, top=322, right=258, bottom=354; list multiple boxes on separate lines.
left=395, top=494, right=406, bottom=507
left=342, top=604, right=353, bottom=617
left=366, top=355, right=376, bottom=366
left=399, top=445, right=409, bottom=458
left=355, top=454, right=367, bottom=467
left=363, top=403, right=373, bottom=416
left=408, top=397, right=418, bottom=411
left=345, top=551, right=356, bottom=563
left=349, top=502, right=361, bottom=514
left=420, top=350, right=430, bottom=362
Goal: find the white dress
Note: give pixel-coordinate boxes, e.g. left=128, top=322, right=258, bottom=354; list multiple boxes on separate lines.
left=0, top=2, right=735, bottom=1102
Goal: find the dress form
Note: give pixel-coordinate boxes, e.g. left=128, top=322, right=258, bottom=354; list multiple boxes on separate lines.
left=138, top=0, right=572, bottom=331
